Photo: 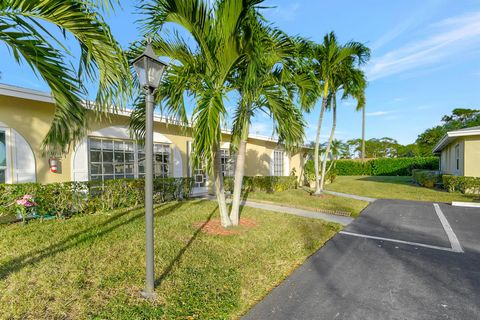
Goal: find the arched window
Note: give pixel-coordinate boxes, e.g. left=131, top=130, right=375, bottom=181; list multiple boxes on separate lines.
left=72, top=125, right=182, bottom=182
left=0, top=122, right=36, bottom=184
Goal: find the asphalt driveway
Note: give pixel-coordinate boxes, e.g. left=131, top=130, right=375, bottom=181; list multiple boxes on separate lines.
left=243, top=199, right=480, bottom=320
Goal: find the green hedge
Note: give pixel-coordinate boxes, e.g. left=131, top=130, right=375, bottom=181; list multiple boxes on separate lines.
left=332, top=160, right=373, bottom=175
left=442, top=175, right=480, bottom=195
left=307, top=157, right=439, bottom=176
left=0, top=177, right=193, bottom=220
left=224, top=176, right=298, bottom=193
left=412, top=169, right=441, bottom=188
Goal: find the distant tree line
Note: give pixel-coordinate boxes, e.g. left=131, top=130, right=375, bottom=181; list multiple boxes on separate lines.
left=310, top=108, right=480, bottom=160
left=415, top=108, right=480, bottom=156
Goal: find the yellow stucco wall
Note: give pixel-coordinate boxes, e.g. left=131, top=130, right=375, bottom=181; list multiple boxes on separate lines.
left=464, top=135, right=480, bottom=177
left=0, top=95, right=70, bottom=184
left=440, top=138, right=464, bottom=176
left=1, top=95, right=306, bottom=184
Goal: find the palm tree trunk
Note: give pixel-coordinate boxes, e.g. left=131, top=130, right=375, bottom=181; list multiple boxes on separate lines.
left=361, top=106, right=366, bottom=161
left=314, top=84, right=329, bottom=195
left=213, top=144, right=232, bottom=227
left=229, top=123, right=249, bottom=226
left=320, top=95, right=337, bottom=192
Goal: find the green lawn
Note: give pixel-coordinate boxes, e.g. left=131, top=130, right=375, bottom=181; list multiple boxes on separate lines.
left=0, top=200, right=339, bottom=319
left=245, top=188, right=369, bottom=217
left=326, top=176, right=478, bottom=203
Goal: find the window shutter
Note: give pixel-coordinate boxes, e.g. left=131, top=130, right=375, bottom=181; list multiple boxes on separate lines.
left=72, top=139, right=89, bottom=181
left=12, top=130, right=36, bottom=183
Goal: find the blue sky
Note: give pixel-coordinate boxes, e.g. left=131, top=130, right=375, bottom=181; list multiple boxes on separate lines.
left=2, top=0, right=480, bottom=145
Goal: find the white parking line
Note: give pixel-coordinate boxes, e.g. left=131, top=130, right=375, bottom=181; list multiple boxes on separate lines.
left=433, top=203, right=464, bottom=253
left=339, top=231, right=460, bottom=253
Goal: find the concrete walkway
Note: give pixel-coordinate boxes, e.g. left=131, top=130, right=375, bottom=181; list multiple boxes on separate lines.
left=204, top=195, right=354, bottom=225
left=239, top=199, right=354, bottom=225
left=323, top=190, right=377, bottom=202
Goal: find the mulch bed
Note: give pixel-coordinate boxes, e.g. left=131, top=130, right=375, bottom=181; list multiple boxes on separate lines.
left=193, top=218, right=258, bottom=236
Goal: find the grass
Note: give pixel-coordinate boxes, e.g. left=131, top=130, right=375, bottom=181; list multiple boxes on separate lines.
left=0, top=200, right=339, bottom=319
left=326, top=176, right=478, bottom=203
left=244, top=188, right=369, bottom=218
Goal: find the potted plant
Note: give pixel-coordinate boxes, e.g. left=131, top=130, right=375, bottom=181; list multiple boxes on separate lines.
left=14, top=194, right=38, bottom=224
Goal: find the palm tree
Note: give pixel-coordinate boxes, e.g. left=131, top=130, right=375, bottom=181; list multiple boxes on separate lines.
left=309, top=32, right=369, bottom=195
left=228, top=27, right=316, bottom=225
left=135, top=0, right=264, bottom=227
left=0, top=0, right=131, bottom=154
left=361, top=105, right=366, bottom=161
left=319, top=63, right=367, bottom=192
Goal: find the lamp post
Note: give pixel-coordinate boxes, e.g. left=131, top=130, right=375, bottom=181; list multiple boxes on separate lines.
left=132, top=41, right=168, bottom=299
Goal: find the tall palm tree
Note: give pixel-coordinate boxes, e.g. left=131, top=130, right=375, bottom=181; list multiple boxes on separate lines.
left=310, top=32, right=369, bottom=195
left=0, top=0, right=131, bottom=154
left=228, top=26, right=316, bottom=226
left=135, top=0, right=263, bottom=227
left=361, top=105, right=366, bottom=161
left=319, top=63, right=367, bottom=192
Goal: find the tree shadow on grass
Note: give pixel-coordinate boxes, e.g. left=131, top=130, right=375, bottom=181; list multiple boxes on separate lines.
left=0, top=202, right=185, bottom=282
left=154, top=205, right=217, bottom=288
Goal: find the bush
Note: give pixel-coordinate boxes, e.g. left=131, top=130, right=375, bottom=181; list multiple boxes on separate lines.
left=333, top=160, right=373, bottom=175
left=224, top=176, right=298, bottom=193
left=306, top=157, right=439, bottom=176
left=442, top=175, right=480, bottom=195
left=303, top=160, right=339, bottom=183
left=0, top=177, right=194, bottom=221
left=412, top=169, right=441, bottom=188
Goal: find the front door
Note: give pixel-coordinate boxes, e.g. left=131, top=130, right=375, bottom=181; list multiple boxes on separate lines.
left=188, top=141, right=208, bottom=195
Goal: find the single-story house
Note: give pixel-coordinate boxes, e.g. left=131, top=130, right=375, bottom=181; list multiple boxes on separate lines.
left=432, top=126, right=480, bottom=177
left=0, top=84, right=306, bottom=194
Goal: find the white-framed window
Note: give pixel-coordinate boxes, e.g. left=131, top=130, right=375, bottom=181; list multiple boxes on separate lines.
left=455, top=144, right=460, bottom=171
left=0, top=130, right=6, bottom=183
left=273, top=150, right=284, bottom=176
left=139, top=143, right=170, bottom=178
left=220, top=148, right=234, bottom=177
left=88, top=137, right=170, bottom=181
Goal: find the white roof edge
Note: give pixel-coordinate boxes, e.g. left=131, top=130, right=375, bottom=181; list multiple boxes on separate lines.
left=0, top=83, right=295, bottom=146
left=0, top=83, right=54, bottom=103
left=432, top=128, right=480, bottom=153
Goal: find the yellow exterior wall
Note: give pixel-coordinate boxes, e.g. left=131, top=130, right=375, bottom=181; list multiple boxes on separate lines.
left=0, top=95, right=71, bottom=184
left=440, top=138, right=464, bottom=176
left=1, top=95, right=306, bottom=184
left=464, top=135, right=480, bottom=177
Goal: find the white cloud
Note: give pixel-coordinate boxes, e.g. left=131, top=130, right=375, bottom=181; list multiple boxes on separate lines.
left=367, top=11, right=480, bottom=81
left=366, top=111, right=391, bottom=116
left=416, top=105, right=433, bottom=110
left=370, top=0, right=441, bottom=51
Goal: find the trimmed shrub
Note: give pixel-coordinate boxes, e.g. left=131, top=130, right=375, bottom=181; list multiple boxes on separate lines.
left=372, top=157, right=439, bottom=176
left=333, top=160, right=373, bottom=175
left=0, top=177, right=193, bottom=221
left=305, top=157, right=439, bottom=176
left=412, top=169, right=441, bottom=188
left=224, top=176, right=298, bottom=193
left=442, top=175, right=480, bottom=195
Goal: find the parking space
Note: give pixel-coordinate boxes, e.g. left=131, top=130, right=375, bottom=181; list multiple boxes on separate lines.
left=243, top=199, right=480, bottom=320
left=343, top=199, right=452, bottom=248
left=439, top=203, right=480, bottom=254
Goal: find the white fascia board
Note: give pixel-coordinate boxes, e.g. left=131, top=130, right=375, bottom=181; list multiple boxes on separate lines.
left=0, top=84, right=54, bottom=103
left=0, top=83, right=310, bottom=146
left=432, top=128, right=480, bottom=153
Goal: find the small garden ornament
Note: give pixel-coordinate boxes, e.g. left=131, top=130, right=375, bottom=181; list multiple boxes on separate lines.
left=15, top=194, right=38, bottom=224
